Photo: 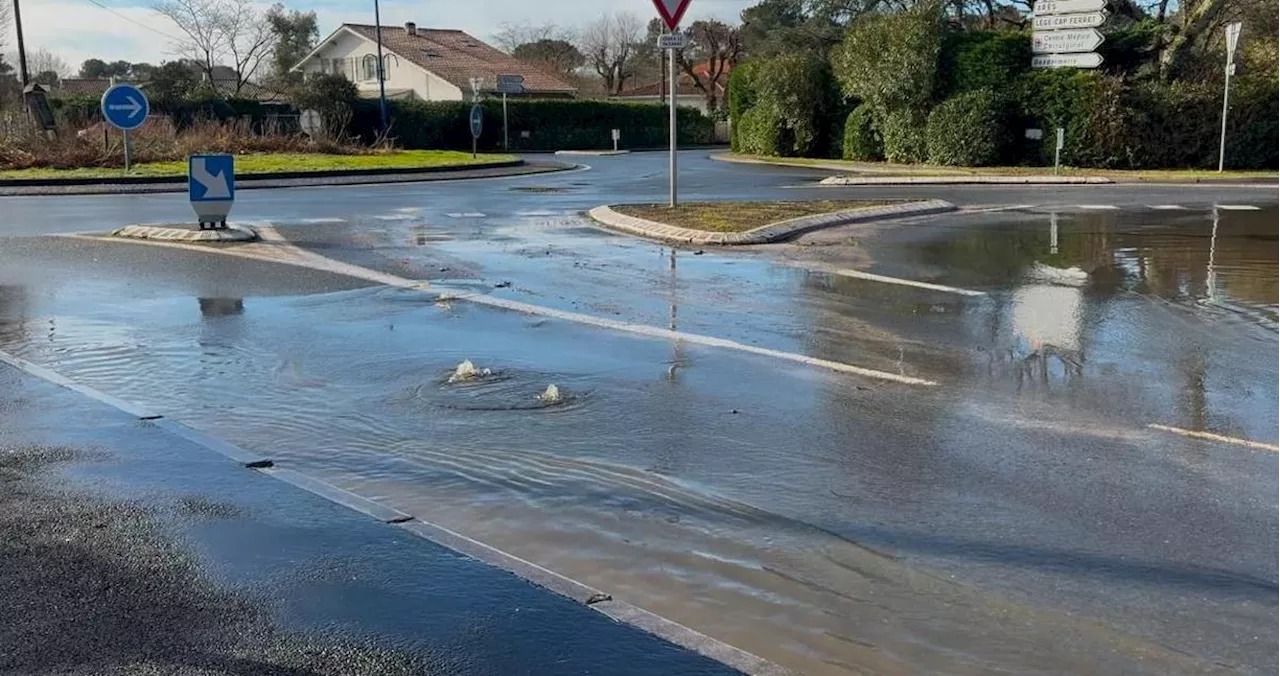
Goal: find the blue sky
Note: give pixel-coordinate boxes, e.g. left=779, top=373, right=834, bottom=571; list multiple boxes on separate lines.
left=6, top=0, right=754, bottom=74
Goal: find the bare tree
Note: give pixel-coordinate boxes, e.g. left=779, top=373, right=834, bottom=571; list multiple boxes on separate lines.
left=153, top=0, right=277, bottom=95
left=26, top=48, right=71, bottom=77
left=578, top=12, right=644, bottom=95
left=674, top=20, right=743, bottom=113
left=492, top=22, right=576, bottom=53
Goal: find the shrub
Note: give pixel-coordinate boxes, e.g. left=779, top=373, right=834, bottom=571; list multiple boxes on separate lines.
left=939, top=30, right=1030, bottom=98
left=292, top=73, right=360, bottom=140
left=1223, top=75, right=1278, bottom=170
left=734, top=105, right=785, bottom=156
left=756, top=53, right=838, bottom=157
left=881, top=109, right=928, bottom=164
left=1014, top=70, right=1141, bottom=168
left=355, top=98, right=713, bottom=152
left=842, top=105, right=882, bottom=161
left=727, top=61, right=762, bottom=152
left=831, top=4, right=943, bottom=113
left=926, top=89, right=1007, bottom=166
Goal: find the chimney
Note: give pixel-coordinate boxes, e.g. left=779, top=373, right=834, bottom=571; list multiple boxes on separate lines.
left=404, top=22, right=417, bottom=36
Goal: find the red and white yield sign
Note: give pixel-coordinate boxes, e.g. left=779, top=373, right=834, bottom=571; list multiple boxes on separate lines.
left=652, top=0, right=692, bottom=30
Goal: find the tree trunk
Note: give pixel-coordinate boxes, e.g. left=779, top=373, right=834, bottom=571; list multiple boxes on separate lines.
left=1159, top=0, right=1228, bottom=79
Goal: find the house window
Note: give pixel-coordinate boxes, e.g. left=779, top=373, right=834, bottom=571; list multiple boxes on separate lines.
left=330, top=58, right=345, bottom=78
left=363, top=54, right=379, bottom=81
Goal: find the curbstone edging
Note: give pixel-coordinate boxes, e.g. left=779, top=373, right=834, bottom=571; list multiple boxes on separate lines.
left=112, top=224, right=259, bottom=242
left=819, top=174, right=1112, bottom=186
left=588, top=200, right=957, bottom=246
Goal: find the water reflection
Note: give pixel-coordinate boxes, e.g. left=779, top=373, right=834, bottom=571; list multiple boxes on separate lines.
left=198, top=298, right=245, bottom=317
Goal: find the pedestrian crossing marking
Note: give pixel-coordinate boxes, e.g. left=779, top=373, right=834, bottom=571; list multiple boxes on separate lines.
left=1147, top=205, right=1188, bottom=210
left=1215, top=204, right=1260, bottom=211
left=1077, top=204, right=1119, bottom=210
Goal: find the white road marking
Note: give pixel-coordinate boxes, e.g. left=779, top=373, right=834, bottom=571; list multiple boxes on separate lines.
left=790, top=263, right=986, bottom=297
left=964, top=204, right=1037, bottom=213
left=73, top=228, right=939, bottom=387
left=1147, top=205, right=1188, bottom=210
left=1215, top=204, right=1261, bottom=211
left=447, top=212, right=486, bottom=218
left=1076, top=204, right=1119, bottom=210
left=517, top=210, right=560, bottom=217
left=1147, top=424, right=1279, bottom=453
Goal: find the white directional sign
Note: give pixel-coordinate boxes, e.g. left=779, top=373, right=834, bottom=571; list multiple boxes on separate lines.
left=657, top=33, right=689, bottom=49
left=1032, top=52, right=1104, bottom=69
left=188, top=154, right=235, bottom=228
left=1032, top=28, right=1104, bottom=54
left=1033, top=11, right=1105, bottom=29
left=1033, top=0, right=1104, bottom=15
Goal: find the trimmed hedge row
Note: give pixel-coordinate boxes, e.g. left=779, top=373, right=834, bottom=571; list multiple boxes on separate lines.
left=355, top=99, right=713, bottom=152
left=728, top=22, right=1278, bottom=170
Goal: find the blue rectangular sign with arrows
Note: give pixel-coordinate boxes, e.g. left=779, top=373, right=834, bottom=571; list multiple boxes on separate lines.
left=188, top=154, right=235, bottom=202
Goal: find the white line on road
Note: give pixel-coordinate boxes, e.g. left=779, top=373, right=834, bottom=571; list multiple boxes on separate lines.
left=72, top=228, right=938, bottom=387
left=1076, top=204, right=1119, bottom=210
left=788, top=263, right=986, bottom=297
left=1147, top=424, right=1279, bottom=453
left=1147, top=205, right=1188, bottom=210
left=446, top=212, right=487, bottom=218
left=1215, top=204, right=1261, bottom=211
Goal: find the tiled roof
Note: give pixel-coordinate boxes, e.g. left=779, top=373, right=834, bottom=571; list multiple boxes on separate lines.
left=343, top=24, right=577, bottom=95
left=614, top=81, right=718, bottom=98
left=54, top=78, right=115, bottom=96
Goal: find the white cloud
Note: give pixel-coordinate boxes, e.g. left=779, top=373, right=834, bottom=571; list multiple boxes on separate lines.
left=8, top=0, right=755, bottom=75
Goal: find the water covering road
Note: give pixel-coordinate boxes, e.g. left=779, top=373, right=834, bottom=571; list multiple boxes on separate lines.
left=1, top=152, right=1276, bottom=674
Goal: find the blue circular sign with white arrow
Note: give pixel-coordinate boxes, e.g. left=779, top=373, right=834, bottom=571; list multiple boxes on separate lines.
left=100, top=83, right=149, bottom=131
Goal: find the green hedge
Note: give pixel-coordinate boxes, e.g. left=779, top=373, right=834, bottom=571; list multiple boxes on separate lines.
left=881, top=109, right=928, bottom=164
left=735, top=105, right=785, bottom=156
left=842, top=105, right=882, bottom=161
left=356, top=98, right=713, bottom=151
left=728, top=61, right=762, bottom=152
left=51, top=94, right=287, bottom=131
left=926, top=89, right=1007, bottom=166
left=939, top=30, right=1030, bottom=98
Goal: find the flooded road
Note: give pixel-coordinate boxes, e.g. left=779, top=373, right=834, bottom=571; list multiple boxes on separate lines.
left=1, top=161, right=1275, bottom=674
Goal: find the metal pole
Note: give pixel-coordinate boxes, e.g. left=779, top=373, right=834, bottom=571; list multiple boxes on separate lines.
left=502, top=92, right=509, bottom=151
left=1217, top=64, right=1232, bottom=172
left=668, top=44, right=677, bottom=208
left=373, top=0, right=389, bottom=135
left=123, top=129, right=132, bottom=172
left=13, top=0, right=29, bottom=86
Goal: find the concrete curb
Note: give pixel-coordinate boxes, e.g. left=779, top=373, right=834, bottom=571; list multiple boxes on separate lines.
left=0, top=348, right=792, bottom=676
left=587, top=199, right=957, bottom=246
left=820, top=174, right=1112, bottom=186
left=112, top=224, right=259, bottom=242
left=555, top=149, right=632, bottom=156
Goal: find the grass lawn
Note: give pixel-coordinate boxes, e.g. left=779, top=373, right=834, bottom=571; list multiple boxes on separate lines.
left=724, top=153, right=1279, bottom=182
left=0, top=150, right=518, bottom=180
left=613, top=200, right=887, bottom=232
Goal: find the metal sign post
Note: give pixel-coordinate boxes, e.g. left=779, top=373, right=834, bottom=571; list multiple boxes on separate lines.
left=188, top=154, right=235, bottom=229
left=653, top=0, right=692, bottom=209
left=1218, top=22, right=1243, bottom=172
left=100, top=83, right=149, bottom=172
left=1054, top=127, right=1065, bottom=174
left=496, top=74, right=525, bottom=151
left=612, top=128, right=621, bottom=152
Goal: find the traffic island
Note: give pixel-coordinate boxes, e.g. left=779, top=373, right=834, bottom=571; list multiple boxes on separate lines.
left=588, top=199, right=956, bottom=245
left=112, top=223, right=259, bottom=243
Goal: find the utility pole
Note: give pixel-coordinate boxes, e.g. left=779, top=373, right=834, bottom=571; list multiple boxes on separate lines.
left=13, top=0, right=30, bottom=85
left=1217, top=22, right=1242, bottom=172
left=372, top=0, right=389, bottom=135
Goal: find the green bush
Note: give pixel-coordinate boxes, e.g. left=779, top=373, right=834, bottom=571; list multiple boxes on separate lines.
left=727, top=61, right=762, bottom=152
left=939, top=30, right=1030, bottom=98
left=1014, top=70, right=1141, bottom=168
left=734, top=105, right=785, bottom=156
left=1223, top=75, right=1278, bottom=170
left=756, top=53, right=838, bottom=157
left=355, top=98, right=714, bottom=152
left=926, top=89, right=1007, bottom=166
left=881, top=109, right=928, bottom=163
left=831, top=4, right=943, bottom=113
left=842, top=105, right=882, bottom=161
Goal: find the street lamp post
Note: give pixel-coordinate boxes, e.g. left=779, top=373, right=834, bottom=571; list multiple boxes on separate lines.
left=12, top=0, right=30, bottom=86
left=372, top=0, right=389, bottom=135
left=1217, top=22, right=1242, bottom=172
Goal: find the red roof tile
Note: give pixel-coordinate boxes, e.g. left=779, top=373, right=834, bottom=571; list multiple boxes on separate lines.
left=343, top=25, right=577, bottom=95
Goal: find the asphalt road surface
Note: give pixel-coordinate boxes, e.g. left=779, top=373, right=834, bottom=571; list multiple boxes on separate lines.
left=2, top=151, right=1276, bottom=675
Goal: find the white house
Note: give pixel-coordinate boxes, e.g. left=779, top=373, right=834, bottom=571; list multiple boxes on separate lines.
left=292, top=22, right=577, bottom=101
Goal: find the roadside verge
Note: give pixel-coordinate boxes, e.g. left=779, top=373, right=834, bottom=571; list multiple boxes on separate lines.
left=588, top=200, right=956, bottom=245
left=0, top=159, right=578, bottom=196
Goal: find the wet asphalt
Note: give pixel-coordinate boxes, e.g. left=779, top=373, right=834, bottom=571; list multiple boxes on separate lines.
left=0, top=152, right=1276, bottom=675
